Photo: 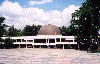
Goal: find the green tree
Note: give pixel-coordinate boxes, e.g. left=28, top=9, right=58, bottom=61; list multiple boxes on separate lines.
left=70, top=0, right=100, bottom=49
left=0, top=16, right=6, bottom=43
left=59, top=26, right=71, bottom=36
left=4, top=37, right=14, bottom=49
left=16, top=29, right=24, bottom=36
left=23, top=24, right=41, bottom=36
left=0, top=17, right=6, bottom=37
left=8, top=25, right=18, bottom=37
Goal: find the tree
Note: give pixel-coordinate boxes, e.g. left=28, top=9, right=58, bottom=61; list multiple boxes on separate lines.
left=0, top=16, right=6, bottom=44
left=0, top=17, right=6, bottom=37
left=23, top=24, right=41, bottom=36
left=59, top=26, right=71, bottom=36
left=16, top=29, right=24, bottom=36
left=8, top=25, right=18, bottom=37
left=70, top=0, right=100, bottom=50
left=4, top=37, right=14, bottom=49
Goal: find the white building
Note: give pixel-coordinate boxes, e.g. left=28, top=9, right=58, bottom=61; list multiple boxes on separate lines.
left=1, top=24, right=77, bottom=49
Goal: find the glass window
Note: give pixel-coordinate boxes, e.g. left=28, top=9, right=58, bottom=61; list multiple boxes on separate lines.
left=61, top=38, right=66, bottom=42
left=27, top=40, right=33, bottom=42
left=49, top=39, right=55, bottom=43
left=22, top=39, right=26, bottom=42
left=34, top=39, right=46, bottom=43
left=56, top=38, right=60, bottom=42
left=65, top=40, right=73, bottom=42
left=17, top=39, right=21, bottom=42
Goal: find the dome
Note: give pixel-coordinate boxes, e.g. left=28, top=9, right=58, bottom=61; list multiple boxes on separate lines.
left=38, top=24, right=61, bottom=35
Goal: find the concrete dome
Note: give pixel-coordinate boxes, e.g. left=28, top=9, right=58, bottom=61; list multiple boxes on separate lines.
left=38, top=24, right=61, bottom=35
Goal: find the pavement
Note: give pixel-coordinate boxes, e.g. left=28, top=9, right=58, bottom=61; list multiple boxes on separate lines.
left=0, top=48, right=100, bottom=64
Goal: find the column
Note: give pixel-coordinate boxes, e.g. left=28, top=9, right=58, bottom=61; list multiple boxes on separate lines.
left=32, top=45, right=34, bottom=48
left=60, top=38, right=61, bottom=43
left=78, top=44, right=79, bottom=50
left=54, top=38, right=57, bottom=48
left=32, top=39, right=34, bottom=48
left=46, top=39, right=47, bottom=44
left=40, top=45, right=41, bottom=48
left=19, top=44, right=20, bottom=48
left=73, top=37, right=74, bottom=44
left=48, top=38, right=49, bottom=44
left=26, top=44, right=27, bottom=48
left=40, top=40, right=41, bottom=48
left=55, top=38, right=56, bottom=43
left=20, top=39, right=22, bottom=43
left=48, top=39, right=50, bottom=48
left=20, top=39, right=22, bottom=48
left=63, top=44, right=64, bottom=49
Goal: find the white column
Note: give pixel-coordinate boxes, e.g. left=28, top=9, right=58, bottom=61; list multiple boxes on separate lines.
left=63, top=44, right=64, bottom=49
left=46, top=39, right=48, bottom=45
left=73, top=37, right=74, bottom=43
left=48, top=38, right=50, bottom=48
left=40, top=45, right=41, bottom=48
left=16, top=39, right=17, bottom=42
left=48, top=38, right=49, bottom=44
left=26, top=44, right=27, bottom=48
left=55, top=38, right=56, bottom=43
left=78, top=44, right=79, bottom=50
left=60, top=38, right=61, bottom=43
left=46, top=39, right=47, bottom=44
left=19, top=44, right=20, bottom=48
left=19, top=39, right=22, bottom=48
left=33, top=39, right=34, bottom=44
left=32, top=45, right=34, bottom=48
left=54, top=38, right=57, bottom=48
left=20, top=39, right=22, bottom=43
left=32, top=39, right=34, bottom=48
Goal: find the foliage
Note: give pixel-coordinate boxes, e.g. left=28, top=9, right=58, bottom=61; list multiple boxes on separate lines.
left=0, top=16, right=6, bottom=37
left=70, top=0, right=100, bottom=45
left=59, top=26, right=71, bottom=36
left=6, top=24, right=42, bottom=36
left=16, top=29, right=24, bottom=36
left=4, top=37, right=14, bottom=49
left=7, top=25, right=19, bottom=36
left=23, top=24, right=42, bottom=36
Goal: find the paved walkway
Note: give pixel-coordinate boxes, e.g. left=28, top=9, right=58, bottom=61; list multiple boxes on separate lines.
left=0, top=48, right=100, bottom=64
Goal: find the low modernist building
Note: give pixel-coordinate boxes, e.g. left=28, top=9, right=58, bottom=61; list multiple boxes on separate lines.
left=1, top=24, right=77, bottom=49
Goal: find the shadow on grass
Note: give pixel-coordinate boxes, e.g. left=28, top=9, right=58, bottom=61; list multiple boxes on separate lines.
left=96, top=50, right=100, bottom=53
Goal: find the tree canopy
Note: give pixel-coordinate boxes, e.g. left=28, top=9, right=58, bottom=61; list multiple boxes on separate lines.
left=7, top=25, right=19, bottom=37
left=23, top=24, right=42, bottom=36
left=0, top=17, right=6, bottom=37
left=70, top=0, right=100, bottom=44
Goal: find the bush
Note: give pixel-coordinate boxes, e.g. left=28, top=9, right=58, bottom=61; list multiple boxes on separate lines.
left=4, top=37, right=14, bottom=49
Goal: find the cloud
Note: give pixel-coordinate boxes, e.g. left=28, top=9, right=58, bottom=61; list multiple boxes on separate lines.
left=0, top=0, right=23, bottom=16
left=62, top=5, right=80, bottom=26
left=0, top=0, right=80, bottom=29
left=29, top=0, right=53, bottom=5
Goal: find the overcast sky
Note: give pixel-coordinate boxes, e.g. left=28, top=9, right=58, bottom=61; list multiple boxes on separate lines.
left=0, top=0, right=86, bottom=29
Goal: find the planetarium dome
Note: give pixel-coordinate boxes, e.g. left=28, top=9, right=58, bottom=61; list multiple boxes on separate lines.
left=38, top=24, right=61, bottom=35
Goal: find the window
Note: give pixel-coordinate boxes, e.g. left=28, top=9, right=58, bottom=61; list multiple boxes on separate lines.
left=14, top=39, right=16, bottom=42
left=22, top=39, right=26, bottom=42
left=56, top=38, right=60, bottom=42
left=27, top=40, right=33, bottom=42
left=34, top=39, right=46, bottom=43
left=65, top=40, right=73, bottom=42
left=17, top=39, right=21, bottom=42
left=49, top=39, right=55, bottom=43
left=61, top=38, right=66, bottom=42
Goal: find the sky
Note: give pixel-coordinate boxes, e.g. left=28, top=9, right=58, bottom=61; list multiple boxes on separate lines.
left=0, top=0, right=86, bottom=29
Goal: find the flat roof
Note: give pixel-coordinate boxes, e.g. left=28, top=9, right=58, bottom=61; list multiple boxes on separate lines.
left=2, top=35, right=75, bottom=39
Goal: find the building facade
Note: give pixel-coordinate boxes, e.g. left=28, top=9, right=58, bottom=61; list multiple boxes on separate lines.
left=1, top=24, right=77, bottom=49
